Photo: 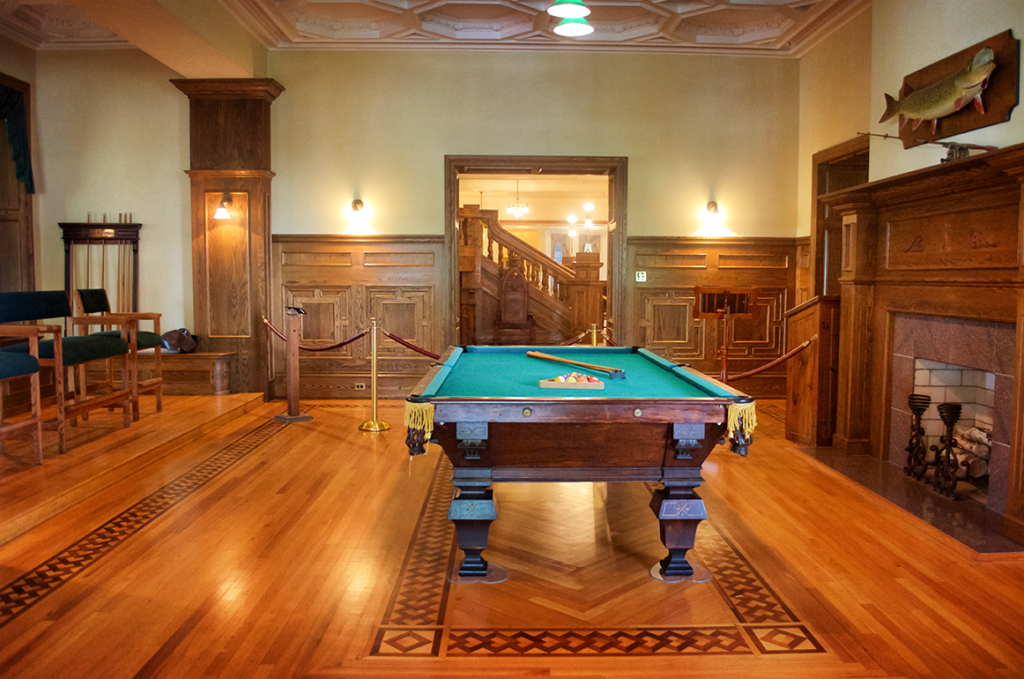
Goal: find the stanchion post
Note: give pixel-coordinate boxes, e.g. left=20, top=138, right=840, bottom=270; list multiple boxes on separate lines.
left=359, top=320, right=390, bottom=432
left=591, top=323, right=598, bottom=346
left=275, top=307, right=313, bottom=423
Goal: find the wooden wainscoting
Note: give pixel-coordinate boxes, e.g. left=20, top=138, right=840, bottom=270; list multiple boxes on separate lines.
left=627, top=237, right=797, bottom=398
left=270, top=235, right=446, bottom=399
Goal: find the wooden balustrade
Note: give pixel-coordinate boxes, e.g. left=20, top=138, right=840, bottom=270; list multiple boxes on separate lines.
left=458, top=205, right=605, bottom=344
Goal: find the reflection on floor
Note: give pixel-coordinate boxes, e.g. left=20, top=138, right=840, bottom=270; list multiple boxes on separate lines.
left=801, top=449, right=1022, bottom=554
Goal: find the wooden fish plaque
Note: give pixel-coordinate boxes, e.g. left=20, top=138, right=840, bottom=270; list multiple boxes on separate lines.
left=893, top=30, right=1018, bottom=149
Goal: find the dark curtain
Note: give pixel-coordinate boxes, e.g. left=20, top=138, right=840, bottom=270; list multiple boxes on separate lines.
left=0, top=84, right=35, bottom=194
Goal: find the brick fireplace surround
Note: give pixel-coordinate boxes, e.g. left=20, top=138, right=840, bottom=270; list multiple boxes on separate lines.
left=823, top=142, right=1024, bottom=544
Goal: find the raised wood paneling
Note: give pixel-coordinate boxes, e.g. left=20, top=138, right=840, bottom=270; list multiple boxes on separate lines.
left=718, top=253, right=789, bottom=269
left=628, top=237, right=797, bottom=398
left=884, top=204, right=1018, bottom=270
left=635, top=253, right=707, bottom=268
left=205, top=192, right=250, bottom=338
left=785, top=297, right=840, bottom=447
left=271, top=236, right=446, bottom=399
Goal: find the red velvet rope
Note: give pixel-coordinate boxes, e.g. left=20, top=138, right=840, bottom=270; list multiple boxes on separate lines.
left=263, top=317, right=367, bottom=352
left=382, top=329, right=441, bottom=359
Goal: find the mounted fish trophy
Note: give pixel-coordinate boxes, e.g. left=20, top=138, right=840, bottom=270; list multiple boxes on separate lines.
left=877, top=30, right=1019, bottom=149
left=878, top=47, right=996, bottom=135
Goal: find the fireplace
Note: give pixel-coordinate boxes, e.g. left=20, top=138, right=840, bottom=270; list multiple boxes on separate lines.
left=889, top=314, right=1014, bottom=512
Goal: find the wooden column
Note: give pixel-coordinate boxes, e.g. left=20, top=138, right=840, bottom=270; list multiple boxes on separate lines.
left=831, top=196, right=876, bottom=454
left=172, top=79, right=284, bottom=395
left=1007, top=170, right=1024, bottom=535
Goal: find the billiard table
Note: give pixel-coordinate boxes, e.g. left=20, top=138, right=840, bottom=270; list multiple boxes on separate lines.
left=404, top=345, right=755, bottom=582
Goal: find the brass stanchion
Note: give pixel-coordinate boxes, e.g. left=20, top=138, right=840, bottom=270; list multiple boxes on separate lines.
left=275, top=307, right=313, bottom=423
left=359, top=320, right=390, bottom=432
left=591, top=323, right=598, bottom=346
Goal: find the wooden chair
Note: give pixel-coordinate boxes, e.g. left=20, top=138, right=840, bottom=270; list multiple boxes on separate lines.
left=0, top=325, right=44, bottom=464
left=494, top=254, right=533, bottom=345
left=0, top=291, right=131, bottom=455
left=75, top=288, right=163, bottom=421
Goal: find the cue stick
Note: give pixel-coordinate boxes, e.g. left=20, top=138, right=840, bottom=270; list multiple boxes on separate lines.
left=526, top=351, right=626, bottom=379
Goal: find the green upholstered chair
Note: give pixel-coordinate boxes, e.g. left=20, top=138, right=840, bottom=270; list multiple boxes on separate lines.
left=0, top=324, right=44, bottom=464
left=75, top=288, right=163, bottom=421
left=0, top=290, right=131, bottom=455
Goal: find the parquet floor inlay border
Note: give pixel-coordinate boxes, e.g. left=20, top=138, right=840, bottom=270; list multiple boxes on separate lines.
left=371, top=455, right=825, bottom=658
left=0, top=415, right=293, bottom=629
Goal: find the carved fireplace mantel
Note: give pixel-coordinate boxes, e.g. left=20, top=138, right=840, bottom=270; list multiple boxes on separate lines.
left=821, top=141, right=1024, bottom=543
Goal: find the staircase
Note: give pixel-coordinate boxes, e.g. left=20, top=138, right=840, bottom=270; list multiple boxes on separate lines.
left=458, top=205, right=605, bottom=345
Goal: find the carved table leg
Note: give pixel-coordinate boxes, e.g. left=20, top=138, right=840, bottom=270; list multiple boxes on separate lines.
left=448, top=486, right=506, bottom=581
left=649, top=486, right=710, bottom=581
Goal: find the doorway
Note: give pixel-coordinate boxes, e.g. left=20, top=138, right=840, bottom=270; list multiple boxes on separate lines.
left=444, top=155, right=627, bottom=348
left=0, top=72, right=34, bottom=293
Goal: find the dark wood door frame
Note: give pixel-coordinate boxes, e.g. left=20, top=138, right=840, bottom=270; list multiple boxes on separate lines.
left=444, top=155, right=628, bottom=349
left=809, top=136, right=869, bottom=298
left=0, top=72, right=35, bottom=293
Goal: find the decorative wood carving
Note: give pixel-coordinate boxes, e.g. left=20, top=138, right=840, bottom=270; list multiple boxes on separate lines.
left=890, top=30, right=1019, bottom=149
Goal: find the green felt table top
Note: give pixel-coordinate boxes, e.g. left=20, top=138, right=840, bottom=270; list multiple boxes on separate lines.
left=419, top=346, right=740, bottom=400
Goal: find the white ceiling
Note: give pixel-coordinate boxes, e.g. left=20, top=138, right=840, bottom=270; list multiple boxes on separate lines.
left=1, top=0, right=870, bottom=56
left=459, top=173, right=609, bottom=226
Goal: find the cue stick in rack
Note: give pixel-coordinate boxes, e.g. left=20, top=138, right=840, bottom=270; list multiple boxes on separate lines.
left=526, top=351, right=625, bottom=379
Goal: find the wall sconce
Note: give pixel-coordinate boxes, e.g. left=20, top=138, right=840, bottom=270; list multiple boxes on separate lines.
left=342, top=198, right=377, bottom=235
left=692, top=198, right=736, bottom=237
left=213, top=193, right=232, bottom=220
left=567, top=214, right=577, bottom=238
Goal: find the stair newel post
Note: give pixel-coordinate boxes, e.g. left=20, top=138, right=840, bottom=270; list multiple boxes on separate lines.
left=358, top=320, right=390, bottom=432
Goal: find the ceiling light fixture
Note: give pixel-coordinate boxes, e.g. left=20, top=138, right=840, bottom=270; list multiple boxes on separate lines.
left=553, top=17, right=594, bottom=37
left=506, top=180, right=530, bottom=218
left=547, top=0, right=590, bottom=18
left=583, top=201, right=594, bottom=228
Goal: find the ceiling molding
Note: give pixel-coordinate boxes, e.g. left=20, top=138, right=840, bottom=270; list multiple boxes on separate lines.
left=0, top=0, right=871, bottom=57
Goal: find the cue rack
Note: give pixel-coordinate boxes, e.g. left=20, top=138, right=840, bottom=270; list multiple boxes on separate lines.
left=60, top=216, right=140, bottom=314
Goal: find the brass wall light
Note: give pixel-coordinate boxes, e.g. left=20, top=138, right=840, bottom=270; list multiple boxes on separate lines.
left=213, top=193, right=232, bottom=220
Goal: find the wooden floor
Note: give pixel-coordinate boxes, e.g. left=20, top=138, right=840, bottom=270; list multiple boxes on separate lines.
left=0, top=396, right=1022, bottom=678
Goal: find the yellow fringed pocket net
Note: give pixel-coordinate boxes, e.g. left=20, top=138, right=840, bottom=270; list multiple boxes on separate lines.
left=404, top=401, right=435, bottom=439
left=727, top=401, right=757, bottom=439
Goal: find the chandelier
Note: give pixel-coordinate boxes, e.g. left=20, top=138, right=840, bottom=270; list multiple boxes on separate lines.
left=506, top=180, right=530, bottom=219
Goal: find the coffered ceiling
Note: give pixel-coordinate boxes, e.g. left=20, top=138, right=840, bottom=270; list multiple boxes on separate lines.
left=1, top=0, right=869, bottom=56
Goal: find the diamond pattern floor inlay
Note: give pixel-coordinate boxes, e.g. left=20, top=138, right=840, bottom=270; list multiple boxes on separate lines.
left=0, top=415, right=292, bottom=628
left=372, top=455, right=825, bottom=658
